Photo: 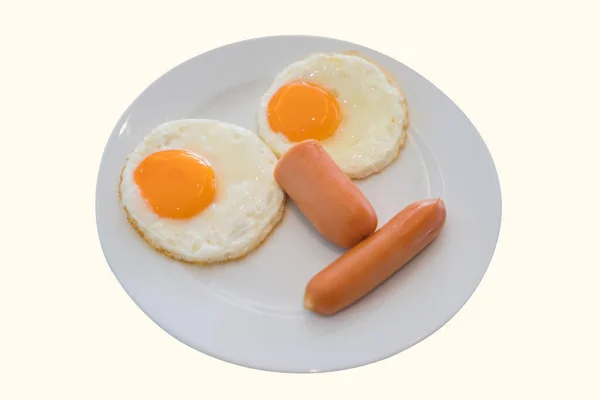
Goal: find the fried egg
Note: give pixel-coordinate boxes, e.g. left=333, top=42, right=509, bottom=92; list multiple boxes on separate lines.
left=119, top=119, right=285, bottom=264
left=257, top=52, right=409, bottom=179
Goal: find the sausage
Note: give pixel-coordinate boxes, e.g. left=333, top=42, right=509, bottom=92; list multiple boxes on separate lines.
left=304, top=198, right=446, bottom=315
left=273, top=139, right=377, bottom=248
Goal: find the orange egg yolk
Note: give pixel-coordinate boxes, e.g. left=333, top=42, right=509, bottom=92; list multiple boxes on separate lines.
left=134, top=150, right=216, bottom=219
left=267, top=81, right=341, bottom=142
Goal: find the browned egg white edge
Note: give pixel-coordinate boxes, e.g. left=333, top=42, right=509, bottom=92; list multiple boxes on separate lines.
left=118, top=165, right=287, bottom=267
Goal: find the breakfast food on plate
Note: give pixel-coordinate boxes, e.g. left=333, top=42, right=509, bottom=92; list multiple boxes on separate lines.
left=115, top=46, right=442, bottom=317
left=119, top=119, right=285, bottom=264
left=257, top=51, right=409, bottom=179
left=304, top=199, right=446, bottom=316
left=274, top=139, right=377, bottom=248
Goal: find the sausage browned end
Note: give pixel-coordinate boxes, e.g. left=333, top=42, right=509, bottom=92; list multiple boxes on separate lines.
left=273, top=140, right=378, bottom=249
left=304, top=198, right=447, bottom=316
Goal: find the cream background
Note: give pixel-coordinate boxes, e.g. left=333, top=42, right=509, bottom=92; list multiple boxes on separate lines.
left=1, top=0, right=599, bottom=398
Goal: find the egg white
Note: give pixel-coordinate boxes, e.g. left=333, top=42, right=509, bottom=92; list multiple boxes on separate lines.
left=257, top=52, right=409, bottom=179
left=119, top=119, right=285, bottom=264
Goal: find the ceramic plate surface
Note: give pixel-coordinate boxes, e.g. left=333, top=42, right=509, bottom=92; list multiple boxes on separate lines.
left=96, top=35, right=502, bottom=373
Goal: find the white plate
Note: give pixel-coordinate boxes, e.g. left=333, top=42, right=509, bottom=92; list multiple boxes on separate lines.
left=96, top=35, right=502, bottom=373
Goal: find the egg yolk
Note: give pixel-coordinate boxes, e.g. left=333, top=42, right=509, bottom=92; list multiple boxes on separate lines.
left=134, top=150, right=216, bottom=219
left=267, top=81, right=341, bottom=142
